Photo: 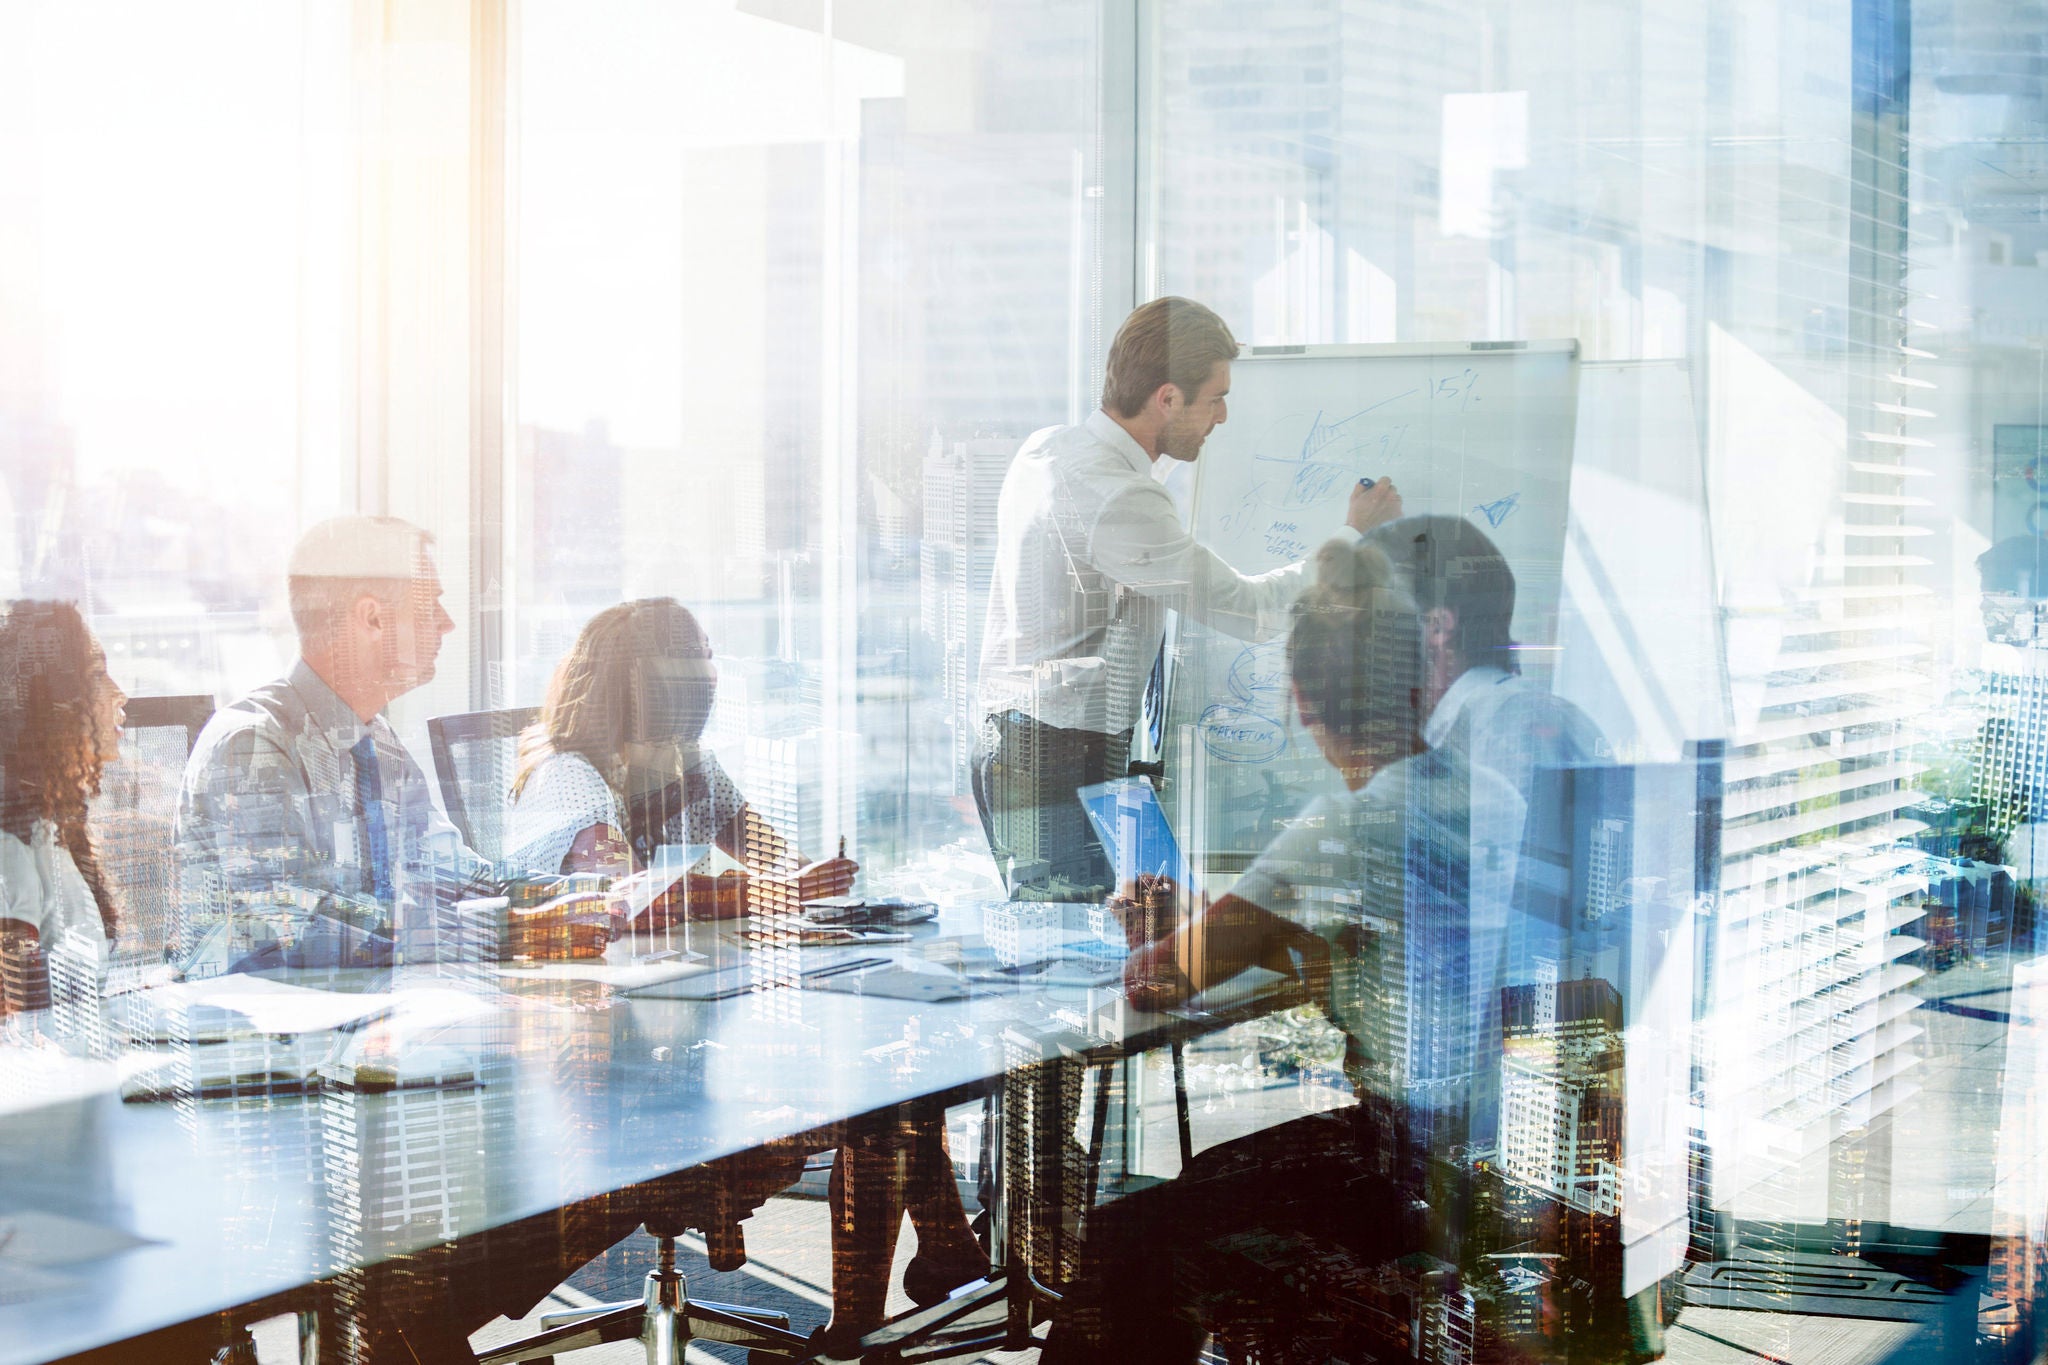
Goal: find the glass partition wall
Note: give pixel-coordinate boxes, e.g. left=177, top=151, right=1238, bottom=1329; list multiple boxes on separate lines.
left=506, top=0, right=1113, bottom=891
left=1, top=2, right=356, bottom=697
left=1142, top=1, right=2043, bottom=1355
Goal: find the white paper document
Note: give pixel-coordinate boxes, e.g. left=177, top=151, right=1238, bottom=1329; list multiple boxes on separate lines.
left=136, top=975, right=396, bottom=1038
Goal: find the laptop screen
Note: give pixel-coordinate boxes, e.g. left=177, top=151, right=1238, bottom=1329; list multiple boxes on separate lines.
left=1075, top=777, right=1192, bottom=888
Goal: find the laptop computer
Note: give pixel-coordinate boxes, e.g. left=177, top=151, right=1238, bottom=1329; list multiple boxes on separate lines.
left=1075, top=776, right=1192, bottom=888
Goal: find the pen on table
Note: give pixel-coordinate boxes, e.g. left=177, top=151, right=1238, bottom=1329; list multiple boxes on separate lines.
left=821, top=927, right=911, bottom=946
left=962, top=967, right=1045, bottom=986
left=801, top=956, right=891, bottom=982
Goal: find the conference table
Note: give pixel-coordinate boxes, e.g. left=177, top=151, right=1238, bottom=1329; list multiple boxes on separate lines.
left=0, top=903, right=1299, bottom=1364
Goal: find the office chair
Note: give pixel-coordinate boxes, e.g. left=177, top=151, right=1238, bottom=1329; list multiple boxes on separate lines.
left=853, top=1041, right=1198, bottom=1363
left=122, top=693, right=217, bottom=754
left=87, top=699, right=327, bottom=1364
left=94, top=694, right=214, bottom=966
left=475, top=1163, right=813, bottom=1364
left=427, top=706, right=540, bottom=864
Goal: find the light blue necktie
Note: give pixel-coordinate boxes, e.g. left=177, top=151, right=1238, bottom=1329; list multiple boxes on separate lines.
left=351, top=733, right=394, bottom=902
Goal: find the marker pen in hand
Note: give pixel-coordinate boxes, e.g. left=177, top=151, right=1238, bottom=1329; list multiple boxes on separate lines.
left=1357, top=477, right=1375, bottom=490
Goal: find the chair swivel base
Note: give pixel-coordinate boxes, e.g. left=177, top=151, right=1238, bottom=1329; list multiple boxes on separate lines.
left=477, top=1237, right=813, bottom=1365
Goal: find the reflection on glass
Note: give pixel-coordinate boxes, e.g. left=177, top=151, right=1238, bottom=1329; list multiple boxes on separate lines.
left=2, top=1, right=2048, bottom=1362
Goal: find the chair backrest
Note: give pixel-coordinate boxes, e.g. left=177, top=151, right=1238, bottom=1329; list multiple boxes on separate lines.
left=427, top=707, right=540, bottom=865
left=94, top=695, right=215, bottom=964
left=122, top=694, right=217, bottom=755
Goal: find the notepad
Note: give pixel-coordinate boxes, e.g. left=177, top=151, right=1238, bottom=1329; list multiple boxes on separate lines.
left=806, top=967, right=997, bottom=1003
left=0, top=1258, right=77, bottom=1305
left=131, top=975, right=397, bottom=1041
left=626, top=955, right=891, bottom=1001
left=494, top=957, right=708, bottom=989
left=0, top=1209, right=158, bottom=1268
left=963, top=957, right=1123, bottom=989
left=120, top=984, right=506, bottom=1102
left=0, top=1047, right=165, bottom=1117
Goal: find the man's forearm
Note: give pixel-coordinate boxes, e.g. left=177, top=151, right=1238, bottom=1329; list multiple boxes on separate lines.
left=1173, top=893, right=1279, bottom=993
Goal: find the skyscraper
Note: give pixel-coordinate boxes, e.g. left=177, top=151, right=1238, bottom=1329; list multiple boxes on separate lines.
left=1500, top=975, right=1625, bottom=1219
left=920, top=435, right=1014, bottom=793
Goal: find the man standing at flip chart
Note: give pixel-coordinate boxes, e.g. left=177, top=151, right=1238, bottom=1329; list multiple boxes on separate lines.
left=973, top=296, right=1403, bottom=897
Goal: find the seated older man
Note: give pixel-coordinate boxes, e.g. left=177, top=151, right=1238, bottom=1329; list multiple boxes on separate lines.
left=177, top=515, right=504, bottom=972
left=173, top=516, right=710, bottom=1364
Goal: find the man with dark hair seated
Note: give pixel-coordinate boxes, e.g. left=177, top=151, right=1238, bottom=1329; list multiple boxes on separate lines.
left=1045, top=537, right=1528, bottom=1363
left=1365, top=513, right=1604, bottom=839
left=1364, top=514, right=1607, bottom=967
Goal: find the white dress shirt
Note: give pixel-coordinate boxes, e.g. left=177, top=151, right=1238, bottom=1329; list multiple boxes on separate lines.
left=1230, top=747, right=1524, bottom=1151
left=978, top=409, right=1346, bottom=736
left=0, top=821, right=109, bottom=967
left=1422, top=665, right=1606, bottom=805
left=1423, top=663, right=1606, bottom=947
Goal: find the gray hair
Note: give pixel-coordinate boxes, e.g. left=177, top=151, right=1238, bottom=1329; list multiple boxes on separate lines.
left=284, top=516, right=436, bottom=645
left=287, top=575, right=411, bottom=645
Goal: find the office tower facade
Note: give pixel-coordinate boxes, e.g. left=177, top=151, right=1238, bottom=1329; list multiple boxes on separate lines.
left=1691, top=4, right=1931, bottom=1273
left=1706, top=843, right=1930, bottom=1233
left=1584, top=818, right=1633, bottom=926
left=320, top=1022, right=516, bottom=1365
left=1920, top=854, right=2018, bottom=961
left=920, top=436, right=1014, bottom=794
left=743, top=729, right=857, bottom=872
left=1974, top=661, right=2048, bottom=855
left=1988, top=958, right=2048, bottom=1349
left=1500, top=977, right=1625, bottom=1220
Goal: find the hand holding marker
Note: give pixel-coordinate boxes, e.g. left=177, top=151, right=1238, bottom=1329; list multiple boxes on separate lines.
left=1347, top=475, right=1401, bottom=534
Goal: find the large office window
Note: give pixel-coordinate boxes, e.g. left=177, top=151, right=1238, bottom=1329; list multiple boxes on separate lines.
left=10, top=1, right=2048, bottom=1359
left=0, top=1, right=355, bottom=700
left=508, top=0, right=1105, bottom=885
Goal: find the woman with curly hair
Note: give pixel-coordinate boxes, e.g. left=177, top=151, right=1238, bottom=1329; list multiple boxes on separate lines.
left=0, top=600, right=128, bottom=1014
